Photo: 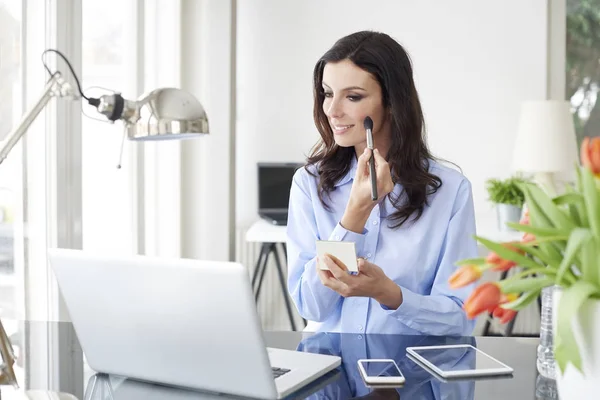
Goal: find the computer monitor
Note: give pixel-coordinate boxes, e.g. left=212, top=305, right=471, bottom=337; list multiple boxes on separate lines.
left=258, top=162, right=303, bottom=225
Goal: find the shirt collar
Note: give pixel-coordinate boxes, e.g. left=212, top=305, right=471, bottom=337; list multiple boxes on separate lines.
left=333, top=154, right=358, bottom=187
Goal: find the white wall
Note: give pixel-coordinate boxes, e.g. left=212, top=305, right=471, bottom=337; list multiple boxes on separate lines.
left=181, top=0, right=235, bottom=261
left=235, top=0, right=548, bottom=233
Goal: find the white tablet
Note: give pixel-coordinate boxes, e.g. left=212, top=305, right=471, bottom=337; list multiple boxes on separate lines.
left=406, top=344, right=513, bottom=378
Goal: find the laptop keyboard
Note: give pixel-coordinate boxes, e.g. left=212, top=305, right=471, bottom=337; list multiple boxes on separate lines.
left=271, top=367, right=291, bottom=379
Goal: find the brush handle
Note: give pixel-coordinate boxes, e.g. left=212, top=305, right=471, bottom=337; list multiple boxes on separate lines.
left=369, top=152, right=378, bottom=201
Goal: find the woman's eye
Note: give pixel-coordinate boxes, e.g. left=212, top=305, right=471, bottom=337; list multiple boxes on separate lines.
left=323, top=92, right=333, bottom=98
left=348, top=95, right=363, bottom=102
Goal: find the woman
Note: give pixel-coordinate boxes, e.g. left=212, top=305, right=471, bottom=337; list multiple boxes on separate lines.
left=286, top=31, right=477, bottom=336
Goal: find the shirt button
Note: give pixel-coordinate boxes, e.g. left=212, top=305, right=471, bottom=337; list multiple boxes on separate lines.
left=358, top=325, right=363, bottom=331
left=335, top=235, right=340, bottom=240
left=357, top=335, right=363, bottom=340
left=372, top=220, right=378, bottom=225
left=367, top=253, right=372, bottom=258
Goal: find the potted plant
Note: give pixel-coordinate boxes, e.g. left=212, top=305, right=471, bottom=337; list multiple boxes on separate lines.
left=485, top=176, right=527, bottom=232
left=449, top=137, right=600, bottom=398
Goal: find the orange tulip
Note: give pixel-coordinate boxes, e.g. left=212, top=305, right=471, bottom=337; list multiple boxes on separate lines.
left=485, top=242, right=522, bottom=272
left=449, top=265, right=482, bottom=289
left=485, top=251, right=501, bottom=264
left=520, top=212, right=530, bottom=225
left=500, top=293, right=519, bottom=304
left=492, top=306, right=518, bottom=324
left=522, top=232, right=536, bottom=243
left=463, top=282, right=503, bottom=319
left=581, top=137, right=600, bottom=177
left=490, top=259, right=517, bottom=272
left=505, top=242, right=525, bottom=254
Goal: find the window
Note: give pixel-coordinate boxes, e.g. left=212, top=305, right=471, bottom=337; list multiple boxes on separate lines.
left=0, top=0, right=23, bottom=342
left=567, top=0, right=600, bottom=145
left=82, top=0, right=136, bottom=254
left=0, top=0, right=182, bottom=393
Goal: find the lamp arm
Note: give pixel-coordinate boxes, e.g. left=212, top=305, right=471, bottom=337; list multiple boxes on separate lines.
left=0, top=72, right=73, bottom=164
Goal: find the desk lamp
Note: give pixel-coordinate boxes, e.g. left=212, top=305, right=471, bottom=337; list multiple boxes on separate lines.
left=0, top=49, right=210, bottom=387
left=1, top=49, right=209, bottom=164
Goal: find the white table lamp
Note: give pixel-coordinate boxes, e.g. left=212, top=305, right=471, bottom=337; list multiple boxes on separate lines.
left=512, top=100, right=578, bottom=194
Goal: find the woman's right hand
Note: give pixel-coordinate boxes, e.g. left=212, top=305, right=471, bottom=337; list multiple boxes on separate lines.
left=341, top=148, right=394, bottom=233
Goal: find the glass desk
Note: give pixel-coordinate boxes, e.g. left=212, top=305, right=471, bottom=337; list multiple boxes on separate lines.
left=0, top=321, right=557, bottom=399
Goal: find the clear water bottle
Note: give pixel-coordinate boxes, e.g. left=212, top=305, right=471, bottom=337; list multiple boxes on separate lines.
left=536, top=374, right=558, bottom=399
left=537, top=285, right=556, bottom=379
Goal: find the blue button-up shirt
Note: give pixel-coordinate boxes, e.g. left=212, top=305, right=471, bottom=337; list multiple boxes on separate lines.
left=286, top=157, right=477, bottom=336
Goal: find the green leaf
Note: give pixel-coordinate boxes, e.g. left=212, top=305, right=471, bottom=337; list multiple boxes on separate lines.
left=525, top=236, right=570, bottom=245
left=520, top=185, right=553, bottom=228
left=581, top=167, right=600, bottom=240
left=505, top=222, right=570, bottom=238
left=557, top=228, right=592, bottom=286
left=510, top=242, right=560, bottom=270
left=499, top=276, right=554, bottom=294
left=508, top=267, right=557, bottom=280
left=527, top=184, right=576, bottom=230
left=562, top=185, right=584, bottom=226
left=455, top=258, right=486, bottom=266
left=573, top=170, right=589, bottom=228
left=485, top=177, right=528, bottom=207
left=553, top=192, right=584, bottom=206
left=475, top=236, right=550, bottom=271
left=575, top=165, right=584, bottom=194
left=501, top=290, right=542, bottom=311
left=555, top=281, right=600, bottom=374
left=569, top=203, right=583, bottom=227
left=541, top=241, right=567, bottom=260
left=581, top=238, right=599, bottom=286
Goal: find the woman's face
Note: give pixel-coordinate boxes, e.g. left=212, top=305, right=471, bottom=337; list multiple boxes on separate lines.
left=322, top=59, right=390, bottom=149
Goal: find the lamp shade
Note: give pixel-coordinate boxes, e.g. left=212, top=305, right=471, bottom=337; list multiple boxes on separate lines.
left=126, top=88, right=209, bottom=141
left=512, top=100, right=577, bottom=173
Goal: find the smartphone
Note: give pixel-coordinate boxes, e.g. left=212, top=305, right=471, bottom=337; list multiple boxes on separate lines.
left=357, top=359, right=405, bottom=385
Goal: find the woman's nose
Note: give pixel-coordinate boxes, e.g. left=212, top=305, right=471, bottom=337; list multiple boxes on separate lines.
left=325, top=98, right=344, bottom=118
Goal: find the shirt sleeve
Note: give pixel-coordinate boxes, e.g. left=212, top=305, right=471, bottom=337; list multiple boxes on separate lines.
left=286, top=171, right=345, bottom=322
left=381, top=179, right=478, bottom=336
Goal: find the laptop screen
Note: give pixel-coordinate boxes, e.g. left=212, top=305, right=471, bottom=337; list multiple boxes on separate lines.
left=258, top=163, right=303, bottom=211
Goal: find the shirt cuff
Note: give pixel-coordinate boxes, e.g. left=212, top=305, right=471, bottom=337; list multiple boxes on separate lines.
left=328, top=222, right=368, bottom=256
left=380, top=285, right=421, bottom=320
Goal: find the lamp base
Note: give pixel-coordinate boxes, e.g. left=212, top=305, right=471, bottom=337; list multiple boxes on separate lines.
left=534, top=172, right=557, bottom=196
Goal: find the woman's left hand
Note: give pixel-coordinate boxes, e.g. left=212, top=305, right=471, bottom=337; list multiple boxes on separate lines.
left=318, top=255, right=403, bottom=309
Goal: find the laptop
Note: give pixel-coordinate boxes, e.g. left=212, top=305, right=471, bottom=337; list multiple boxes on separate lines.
left=257, top=163, right=303, bottom=226
left=47, top=249, right=340, bottom=399
left=84, top=369, right=341, bottom=400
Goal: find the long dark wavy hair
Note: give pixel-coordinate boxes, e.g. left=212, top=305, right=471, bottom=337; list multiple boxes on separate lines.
left=307, top=31, right=442, bottom=228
